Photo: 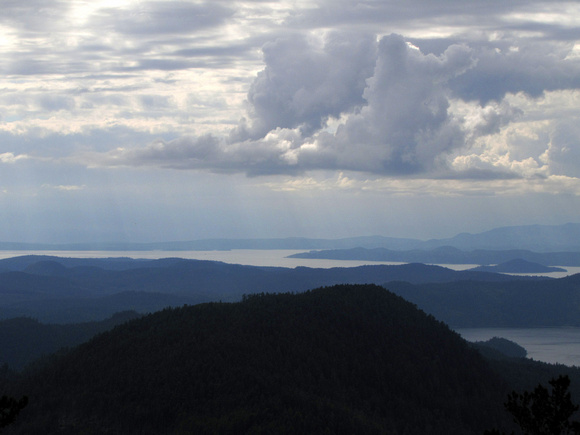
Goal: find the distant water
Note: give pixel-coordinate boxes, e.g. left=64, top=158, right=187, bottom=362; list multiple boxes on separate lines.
left=0, top=249, right=409, bottom=269
left=1, top=249, right=579, bottom=276
left=456, top=328, right=580, bottom=367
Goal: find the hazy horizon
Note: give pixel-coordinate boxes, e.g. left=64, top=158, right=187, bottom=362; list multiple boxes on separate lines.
left=1, top=1, right=579, bottom=244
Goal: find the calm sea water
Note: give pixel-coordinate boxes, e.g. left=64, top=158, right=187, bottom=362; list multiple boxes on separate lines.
left=455, top=328, right=580, bottom=367
left=1, top=249, right=579, bottom=277
left=0, top=249, right=409, bottom=269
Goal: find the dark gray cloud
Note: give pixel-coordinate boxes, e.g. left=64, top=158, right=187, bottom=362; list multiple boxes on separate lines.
left=138, top=95, right=174, bottom=110
left=5, top=59, right=79, bottom=76
left=506, top=22, right=580, bottom=42
left=101, top=26, right=580, bottom=181
left=0, top=127, right=167, bottom=157
left=5, top=1, right=580, bottom=184
left=93, top=2, right=234, bottom=36
left=303, top=35, right=474, bottom=174
left=232, top=32, right=378, bottom=140
left=38, top=95, right=76, bottom=112
left=284, top=0, right=532, bottom=31
left=3, top=0, right=580, bottom=246
left=124, top=59, right=200, bottom=72
left=0, top=2, right=245, bottom=79
left=173, top=44, right=256, bottom=59
left=95, top=131, right=304, bottom=176
left=0, top=0, right=71, bottom=33
left=99, top=34, right=479, bottom=176
left=448, top=41, right=580, bottom=104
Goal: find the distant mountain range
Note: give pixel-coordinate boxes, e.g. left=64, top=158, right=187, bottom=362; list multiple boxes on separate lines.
left=3, top=255, right=574, bottom=374
left=0, top=254, right=577, bottom=329
left=430, top=222, right=580, bottom=252
left=288, top=246, right=580, bottom=267
left=0, top=311, right=141, bottom=371
left=387, top=274, right=580, bottom=328
left=0, top=255, right=527, bottom=324
left=2, top=223, right=580, bottom=252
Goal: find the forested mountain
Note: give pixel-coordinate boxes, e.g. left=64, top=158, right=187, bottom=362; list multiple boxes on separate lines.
left=0, top=256, right=529, bottom=323
left=386, top=273, right=580, bottom=327
left=0, top=311, right=141, bottom=371
left=1, top=255, right=580, bottom=328
left=0, top=256, right=161, bottom=272
left=471, top=337, right=528, bottom=359
left=4, top=284, right=511, bottom=434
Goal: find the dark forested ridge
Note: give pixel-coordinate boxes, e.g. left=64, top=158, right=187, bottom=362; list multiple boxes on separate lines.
left=471, top=337, right=528, bottom=359
left=4, top=284, right=511, bottom=435
left=386, top=273, right=580, bottom=327
left=0, top=255, right=531, bottom=323
left=1, top=255, right=579, bottom=327
left=0, top=311, right=142, bottom=371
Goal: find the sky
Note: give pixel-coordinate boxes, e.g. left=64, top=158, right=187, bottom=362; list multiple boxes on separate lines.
left=1, top=0, right=580, bottom=243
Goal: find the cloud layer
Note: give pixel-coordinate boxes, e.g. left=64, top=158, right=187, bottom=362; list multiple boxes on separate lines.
left=1, top=0, right=580, bottom=243
left=82, top=25, right=580, bottom=187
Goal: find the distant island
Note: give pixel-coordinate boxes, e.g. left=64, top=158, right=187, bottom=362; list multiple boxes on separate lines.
left=471, top=337, right=528, bottom=359
left=287, top=247, right=580, bottom=267
left=468, top=259, right=566, bottom=274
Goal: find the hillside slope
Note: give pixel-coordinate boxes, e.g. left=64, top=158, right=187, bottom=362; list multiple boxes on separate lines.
left=387, top=273, right=580, bottom=327
left=6, top=284, right=509, bottom=435
left=0, top=311, right=141, bottom=371
left=0, top=257, right=526, bottom=323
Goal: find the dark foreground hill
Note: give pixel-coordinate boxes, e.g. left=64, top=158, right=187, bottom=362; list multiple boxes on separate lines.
left=5, top=285, right=509, bottom=435
left=0, top=311, right=142, bottom=371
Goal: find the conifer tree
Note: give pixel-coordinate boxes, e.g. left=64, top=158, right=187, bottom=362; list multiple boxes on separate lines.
left=486, top=375, right=580, bottom=435
left=0, top=395, right=27, bottom=431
